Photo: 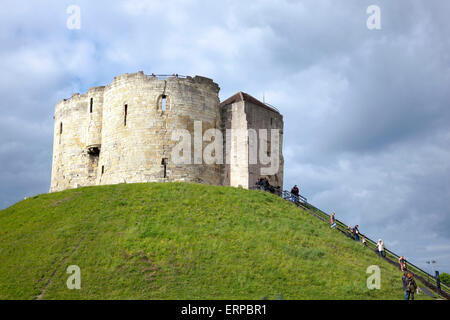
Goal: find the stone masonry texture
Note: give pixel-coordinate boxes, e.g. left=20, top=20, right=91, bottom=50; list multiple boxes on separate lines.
left=50, top=72, right=284, bottom=192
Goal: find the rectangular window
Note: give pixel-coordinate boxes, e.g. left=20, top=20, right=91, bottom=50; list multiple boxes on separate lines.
left=124, top=104, right=128, bottom=126
left=161, top=95, right=167, bottom=111
left=90, top=98, right=93, bottom=113
left=59, top=122, right=63, bottom=144
left=101, top=165, right=104, bottom=174
left=161, top=158, right=168, bottom=178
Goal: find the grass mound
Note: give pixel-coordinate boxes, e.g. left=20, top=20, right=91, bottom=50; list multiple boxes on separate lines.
left=0, top=182, right=431, bottom=299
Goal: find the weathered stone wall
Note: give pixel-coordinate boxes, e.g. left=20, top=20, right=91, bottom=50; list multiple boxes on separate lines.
left=220, top=92, right=284, bottom=190
left=86, top=86, right=105, bottom=185
left=50, top=86, right=105, bottom=192
left=221, top=100, right=249, bottom=188
left=245, top=101, right=284, bottom=190
left=50, top=72, right=222, bottom=192
left=98, top=72, right=221, bottom=186
left=50, top=72, right=283, bottom=193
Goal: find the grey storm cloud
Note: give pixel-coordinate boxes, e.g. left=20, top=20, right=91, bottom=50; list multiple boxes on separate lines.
left=0, top=0, right=449, bottom=271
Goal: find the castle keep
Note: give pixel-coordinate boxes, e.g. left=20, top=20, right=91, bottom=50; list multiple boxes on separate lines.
left=50, top=72, right=284, bottom=192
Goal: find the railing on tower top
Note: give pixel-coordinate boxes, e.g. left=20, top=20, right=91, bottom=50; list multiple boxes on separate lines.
left=251, top=187, right=450, bottom=299
left=262, top=102, right=280, bottom=113
left=145, top=74, right=281, bottom=113
left=147, top=74, right=188, bottom=80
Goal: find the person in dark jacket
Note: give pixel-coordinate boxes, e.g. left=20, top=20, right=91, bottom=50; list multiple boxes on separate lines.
left=353, top=225, right=360, bottom=241
left=402, top=271, right=407, bottom=292
left=261, top=178, right=270, bottom=191
left=290, top=185, right=299, bottom=202
left=346, top=226, right=353, bottom=239
left=405, top=273, right=417, bottom=300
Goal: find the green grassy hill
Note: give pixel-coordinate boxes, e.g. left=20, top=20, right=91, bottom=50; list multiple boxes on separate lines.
left=0, top=182, right=432, bottom=300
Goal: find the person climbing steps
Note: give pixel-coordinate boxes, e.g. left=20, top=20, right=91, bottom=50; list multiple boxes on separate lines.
left=290, top=185, right=299, bottom=203
left=330, top=212, right=336, bottom=229
left=399, top=256, right=407, bottom=272
left=377, top=239, right=385, bottom=257
left=405, top=273, right=418, bottom=300
left=353, top=225, right=360, bottom=242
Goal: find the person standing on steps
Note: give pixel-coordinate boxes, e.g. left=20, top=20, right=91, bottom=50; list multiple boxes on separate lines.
left=361, top=234, right=367, bottom=246
left=399, top=256, right=407, bottom=271
left=330, top=212, right=336, bottom=229
left=257, top=177, right=269, bottom=192
left=262, top=178, right=270, bottom=191
left=347, top=226, right=353, bottom=239
left=353, top=225, right=360, bottom=242
left=290, top=185, right=299, bottom=202
left=402, top=271, right=408, bottom=293
left=377, top=239, right=385, bottom=257
left=255, top=178, right=262, bottom=190
left=405, top=273, right=417, bottom=300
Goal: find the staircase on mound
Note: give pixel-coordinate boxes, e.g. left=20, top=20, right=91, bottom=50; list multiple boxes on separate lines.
left=250, top=186, right=450, bottom=300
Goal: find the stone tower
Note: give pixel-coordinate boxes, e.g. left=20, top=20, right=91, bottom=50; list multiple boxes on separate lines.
left=50, top=72, right=283, bottom=192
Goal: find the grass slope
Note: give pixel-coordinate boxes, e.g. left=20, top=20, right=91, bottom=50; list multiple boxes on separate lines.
left=0, top=182, right=431, bottom=300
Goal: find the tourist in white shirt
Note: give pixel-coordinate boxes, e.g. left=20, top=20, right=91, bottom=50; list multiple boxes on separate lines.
left=377, top=239, right=385, bottom=257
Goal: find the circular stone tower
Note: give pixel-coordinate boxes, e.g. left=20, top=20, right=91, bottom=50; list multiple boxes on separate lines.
left=98, top=72, right=221, bottom=186
left=50, top=72, right=222, bottom=192
left=50, top=86, right=105, bottom=192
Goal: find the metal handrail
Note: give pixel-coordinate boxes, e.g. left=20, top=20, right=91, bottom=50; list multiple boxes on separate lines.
left=147, top=74, right=188, bottom=79
left=281, top=190, right=307, bottom=204
left=253, top=188, right=449, bottom=298
left=305, top=201, right=450, bottom=294
left=307, top=202, right=450, bottom=297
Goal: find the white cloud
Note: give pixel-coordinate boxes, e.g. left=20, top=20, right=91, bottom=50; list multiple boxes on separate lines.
left=0, top=0, right=449, bottom=273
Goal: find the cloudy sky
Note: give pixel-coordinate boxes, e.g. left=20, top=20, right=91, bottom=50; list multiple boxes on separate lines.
left=1, top=0, right=449, bottom=273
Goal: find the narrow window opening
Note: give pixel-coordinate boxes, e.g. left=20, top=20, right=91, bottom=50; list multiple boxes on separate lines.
left=87, top=146, right=100, bottom=157
left=90, top=98, right=93, bottom=113
left=161, top=158, right=168, bottom=178
left=270, top=118, right=273, bottom=126
left=101, top=165, right=104, bottom=175
left=161, top=95, right=167, bottom=111
left=59, top=122, right=62, bottom=144
left=124, top=104, right=128, bottom=126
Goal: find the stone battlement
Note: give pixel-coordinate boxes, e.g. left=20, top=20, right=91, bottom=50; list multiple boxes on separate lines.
left=56, top=72, right=219, bottom=114
left=50, top=72, right=283, bottom=192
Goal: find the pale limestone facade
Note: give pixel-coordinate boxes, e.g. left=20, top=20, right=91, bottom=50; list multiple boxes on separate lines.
left=50, top=72, right=283, bottom=192
left=220, top=92, right=284, bottom=189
